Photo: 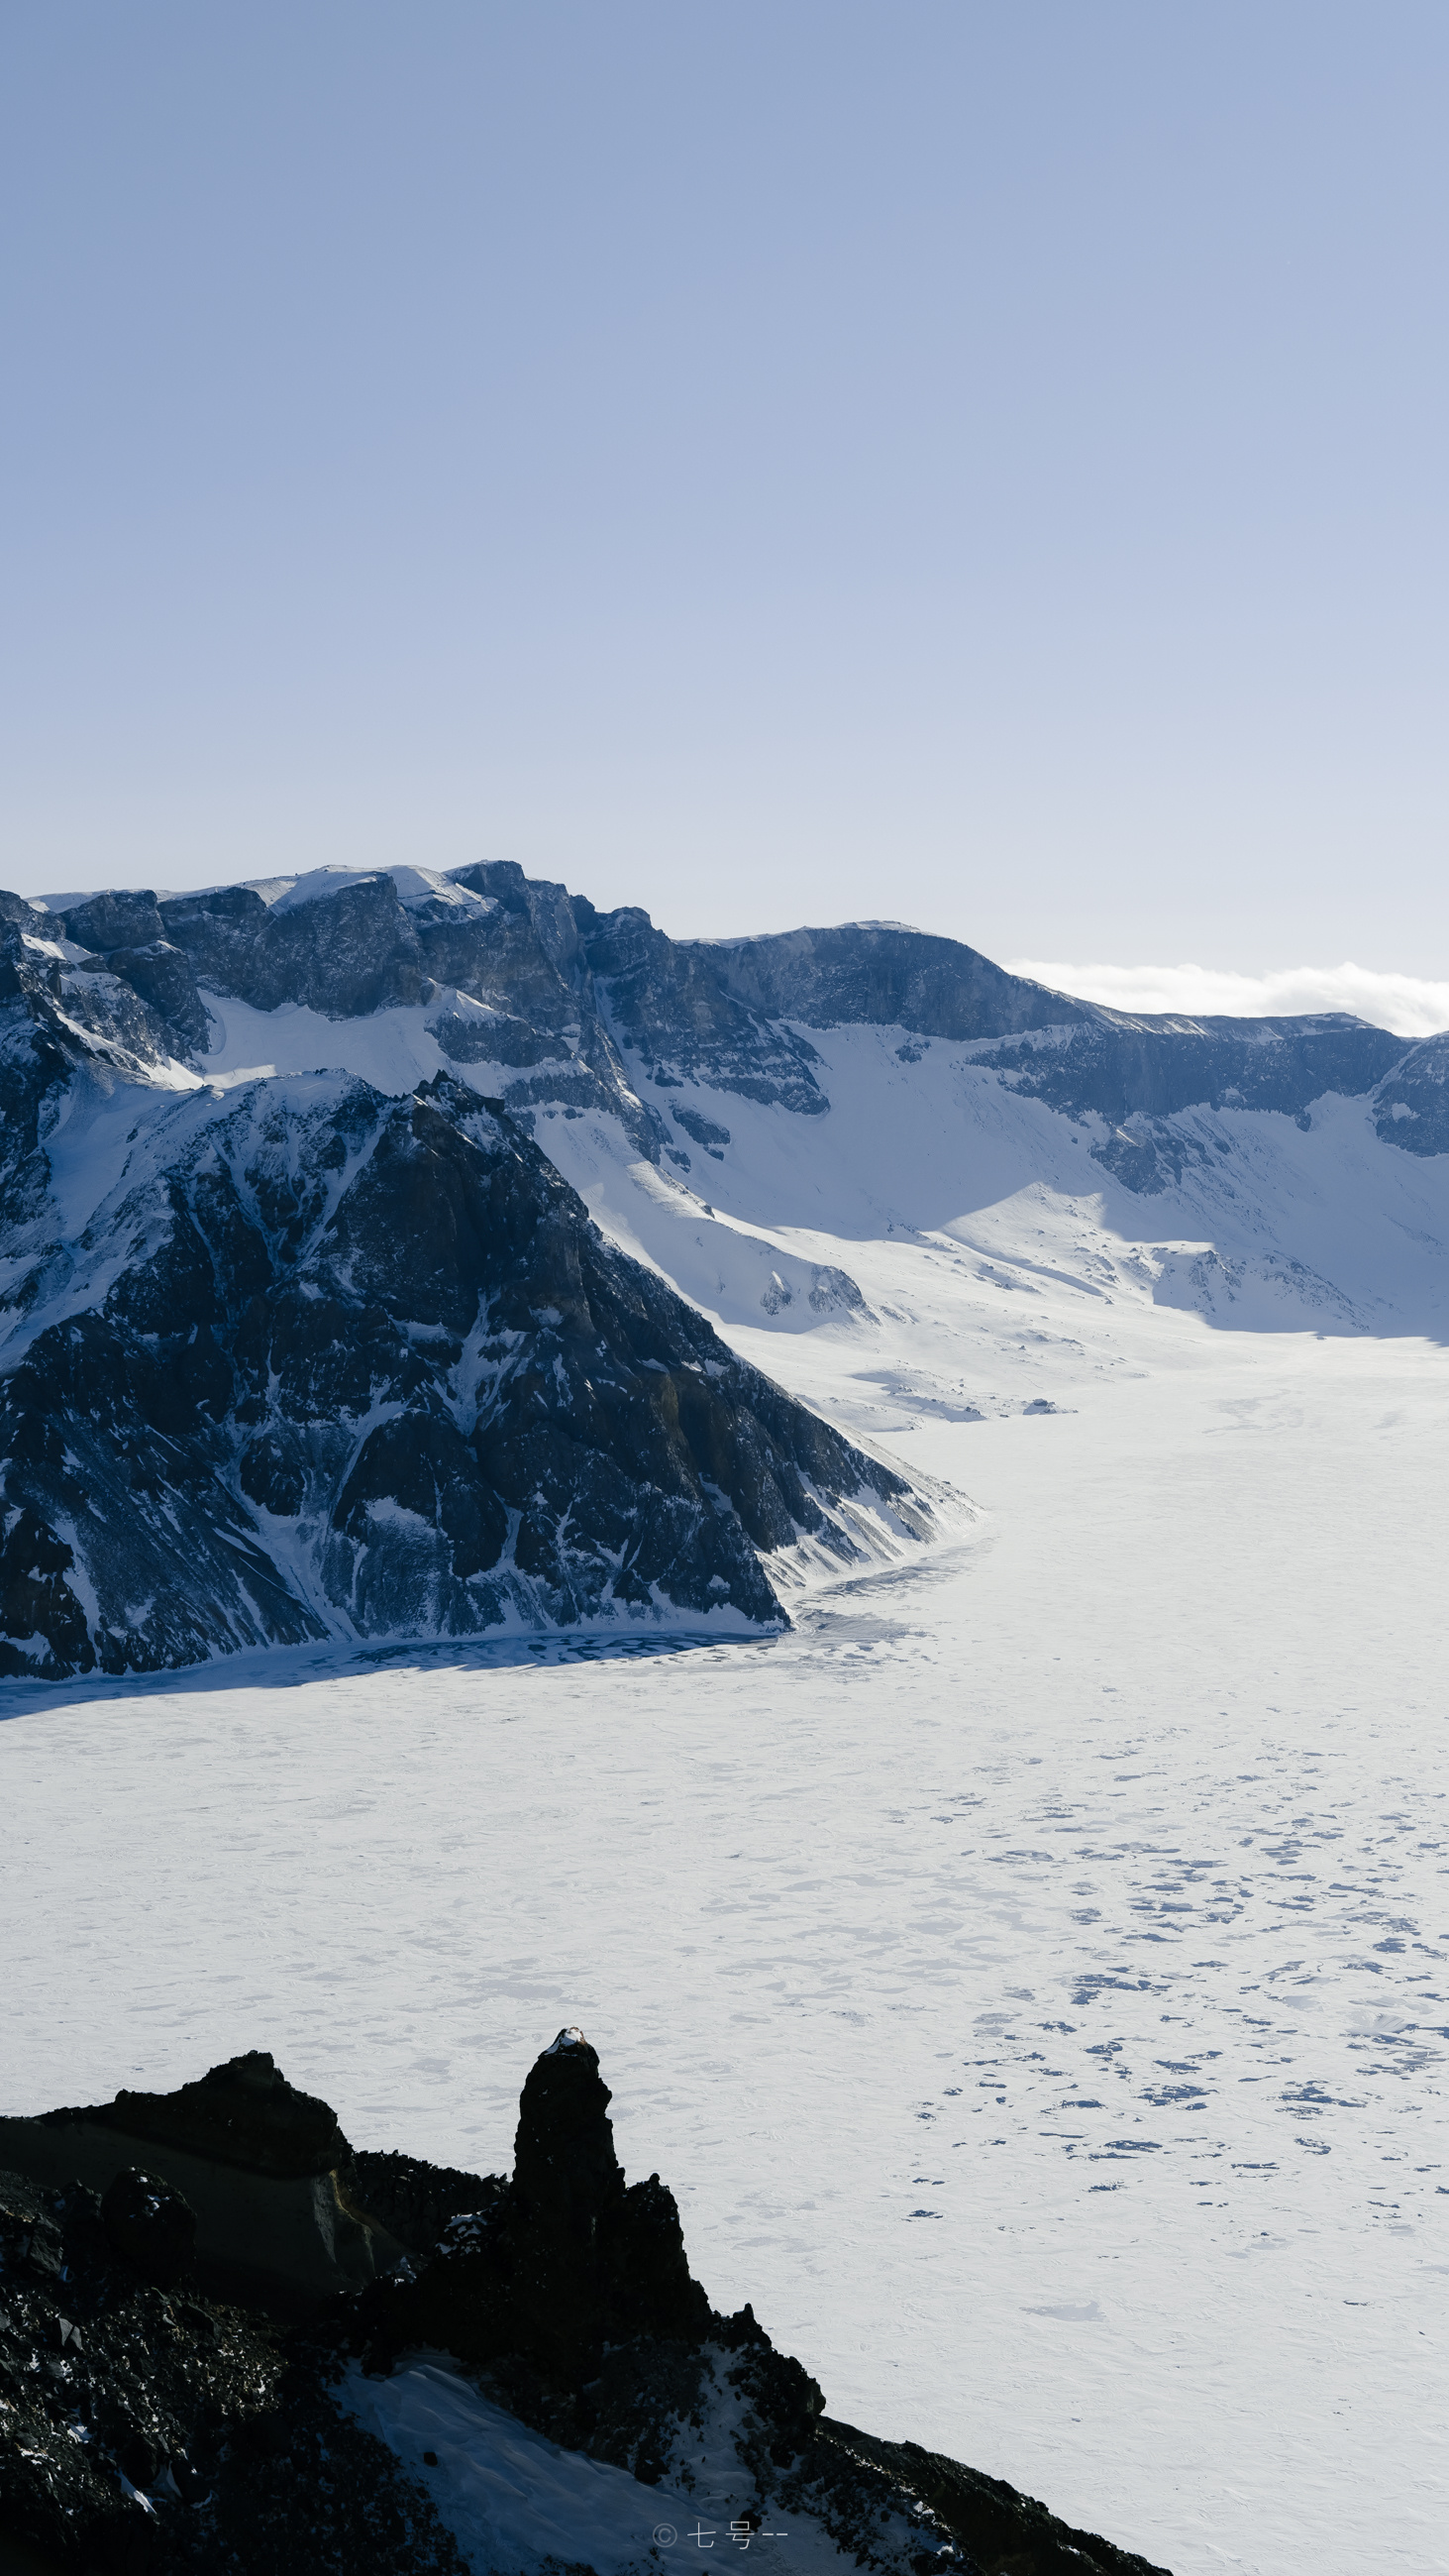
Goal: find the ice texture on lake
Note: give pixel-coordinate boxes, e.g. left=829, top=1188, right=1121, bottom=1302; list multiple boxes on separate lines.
left=2, top=1321, right=1444, bottom=2576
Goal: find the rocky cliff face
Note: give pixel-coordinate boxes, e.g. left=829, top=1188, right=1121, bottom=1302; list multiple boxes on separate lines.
left=10, top=861, right=1427, bottom=1159
left=0, top=1048, right=920, bottom=1679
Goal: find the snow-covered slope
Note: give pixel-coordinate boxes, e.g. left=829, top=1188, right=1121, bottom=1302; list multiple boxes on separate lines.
left=538, top=1017, right=1449, bottom=1450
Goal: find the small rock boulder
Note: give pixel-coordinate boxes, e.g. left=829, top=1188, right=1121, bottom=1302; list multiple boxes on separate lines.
left=100, top=2048, right=349, bottom=2177
left=101, top=2165, right=196, bottom=2288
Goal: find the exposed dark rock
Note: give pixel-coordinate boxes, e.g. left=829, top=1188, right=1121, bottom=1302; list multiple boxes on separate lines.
left=92, top=942, right=210, bottom=1055
left=0, top=2055, right=401, bottom=2316
left=1372, top=1029, right=1449, bottom=1153
left=385, top=2030, right=709, bottom=2383
left=0, top=1069, right=915, bottom=1677
left=1087, top=1123, right=1212, bottom=1197
left=700, top=919, right=1089, bottom=1041
left=426, top=1006, right=557, bottom=1067
left=332, top=1413, right=510, bottom=1584
left=55, top=964, right=188, bottom=1067
left=809, top=1262, right=869, bottom=1314
left=100, top=2168, right=197, bottom=2290
left=574, top=902, right=831, bottom=1114
left=0, top=924, right=59, bottom=1012
left=58, top=889, right=168, bottom=955
left=4, top=849, right=1425, bottom=1676
left=860, top=1010, right=1416, bottom=1195
left=4, top=865, right=1424, bottom=1158
left=975, top=1014, right=1406, bottom=1137
left=155, top=864, right=673, bottom=1161
left=336, top=2150, right=503, bottom=2265
left=238, top=1429, right=307, bottom=1517
left=160, top=875, right=426, bottom=1019
left=312, top=2028, right=1170, bottom=2575
left=83, top=2051, right=351, bottom=2181
left=0, top=888, right=51, bottom=929
left=1, top=2035, right=1173, bottom=2576
left=818, top=2418, right=1172, bottom=2576
left=673, top=1105, right=731, bottom=1151
left=0, top=2164, right=468, bottom=2575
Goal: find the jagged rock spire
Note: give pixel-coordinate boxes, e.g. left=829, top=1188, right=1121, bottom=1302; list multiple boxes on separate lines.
left=399, top=2028, right=708, bottom=2380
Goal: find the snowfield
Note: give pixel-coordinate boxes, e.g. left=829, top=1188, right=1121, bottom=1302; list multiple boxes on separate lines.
left=2, top=1019, right=1447, bottom=2576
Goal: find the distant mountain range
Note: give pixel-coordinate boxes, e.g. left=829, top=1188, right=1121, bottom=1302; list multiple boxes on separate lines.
left=0, top=860, right=1441, bottom=1679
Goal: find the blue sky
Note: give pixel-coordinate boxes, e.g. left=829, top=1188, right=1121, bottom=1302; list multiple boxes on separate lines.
left=3, top=3, right=1447, bottom=971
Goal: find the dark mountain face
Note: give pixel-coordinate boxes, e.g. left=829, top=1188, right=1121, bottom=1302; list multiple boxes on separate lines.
left=1371, top=1029, right=1449, bottom=1153
left=673, top=924, right=1411, bottom=1164
left=165, top=868, right=1426, bottom=1157
left=0, top=1062, right=918, bottom=1679
left=975, top=1014, right=1407, bottom=1123
left=695, top=919, right=1096, bottom=1042
left=0, top=2032, right=1172, bottom=2576
left=11, top=860, right=1427, bottom=1168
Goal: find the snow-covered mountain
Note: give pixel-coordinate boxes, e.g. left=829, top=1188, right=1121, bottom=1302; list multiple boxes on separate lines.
left=2, top=858, right=1444, bottom=1680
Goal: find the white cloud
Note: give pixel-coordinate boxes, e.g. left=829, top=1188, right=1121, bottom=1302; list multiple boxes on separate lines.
left=1006, top=960, right=1449, bottom=1041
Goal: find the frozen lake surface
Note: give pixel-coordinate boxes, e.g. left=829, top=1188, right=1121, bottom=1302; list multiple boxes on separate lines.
left=3, top=1317, right=1445, bottom=2576
left=7, top=1023, right=1449, bottom=2576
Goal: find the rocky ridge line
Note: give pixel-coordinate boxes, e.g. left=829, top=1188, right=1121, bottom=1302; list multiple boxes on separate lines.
left=5, top=864, right=1433, bottom=1171
left=0, top=2034, right=1174, bottom=2576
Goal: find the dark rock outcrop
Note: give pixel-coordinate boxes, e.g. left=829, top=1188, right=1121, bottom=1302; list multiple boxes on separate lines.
left=40, top=857, right=1419, bottom=1158
left=153, top=864, right=673, bottom=1159
left=818, top=2419, right=1173, bottom=2576
left=0, top=2053, right=402, bottom=2315
left=159, top=876, right=427, bottom=1019
left=0, top=1069, right=919, bottom=1678
left=384, top=2029, right=709, bottom=2384
left=336, top=2149, right=503, bottom=2266
left=0, top=2164, right=468, bottom=2575
left=100, top=2168, right=197, bottom=2290
left=327, top=2030, right=1173, bottom=2574
left=973, top=1014, right=1407, bottom=1132
left=698, top=919, right=1092, bottom=1042
left=81, top=2051, right=350, bottom=2181
left=10, top=862, right=1430, bottom=1161
left=1, top=2034, right=1174, bottom=2576
left=87, top=942, right=211, bottom=1056
left=574, top=903, right=832, bottom=1114
left=60, top=891, right=168, bottom=956
left=1371, top=1028, right=1449, bottom=1154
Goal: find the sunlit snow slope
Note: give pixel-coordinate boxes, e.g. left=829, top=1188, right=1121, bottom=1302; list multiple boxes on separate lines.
left=534, top=1016, right=1449, bottom=1426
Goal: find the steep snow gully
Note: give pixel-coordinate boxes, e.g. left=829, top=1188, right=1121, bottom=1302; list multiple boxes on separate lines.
left=1, top=860, right=1447, bottom=2576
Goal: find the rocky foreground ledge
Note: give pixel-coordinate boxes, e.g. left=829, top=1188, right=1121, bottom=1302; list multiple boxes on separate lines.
left=0, top=2037, right=1170, bottom=2576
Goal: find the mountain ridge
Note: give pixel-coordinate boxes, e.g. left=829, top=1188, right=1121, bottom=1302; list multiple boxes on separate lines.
left=6, top=859, right=1424, bottom=1151
left=2, top=855, right=1445, bottom=1681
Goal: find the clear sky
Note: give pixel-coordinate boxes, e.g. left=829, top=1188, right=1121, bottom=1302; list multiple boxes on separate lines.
left=3, top=3, right=1447, bottom=971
